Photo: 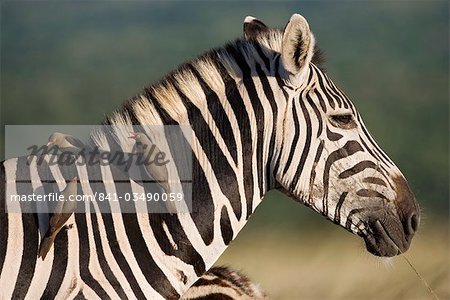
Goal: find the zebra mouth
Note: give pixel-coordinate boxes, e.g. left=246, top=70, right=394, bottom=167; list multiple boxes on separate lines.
left=362, top=220, right=407, bottom=257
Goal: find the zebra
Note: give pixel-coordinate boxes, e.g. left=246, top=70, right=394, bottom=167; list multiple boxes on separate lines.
left=0, top=13, right=420, bottom=299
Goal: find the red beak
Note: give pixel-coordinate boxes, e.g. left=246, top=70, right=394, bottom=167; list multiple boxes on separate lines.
left=128, top=132, right=138, bottom=139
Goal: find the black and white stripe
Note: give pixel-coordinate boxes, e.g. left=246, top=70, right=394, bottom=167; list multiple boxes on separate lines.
left=182, top=266, right=266, bottom=300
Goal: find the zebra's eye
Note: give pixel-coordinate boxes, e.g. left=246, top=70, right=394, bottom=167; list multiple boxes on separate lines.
left=330, top=114, right=356, bottom=129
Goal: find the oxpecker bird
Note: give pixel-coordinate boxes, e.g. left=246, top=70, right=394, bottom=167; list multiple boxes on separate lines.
left=129, top=132, right=171, bottom=194
left=38, top=176, right=78, bottom=260
left=47, top=132, right=86, bottom=155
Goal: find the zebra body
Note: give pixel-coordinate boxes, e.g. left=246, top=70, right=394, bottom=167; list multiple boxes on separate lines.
left=0, top=14, right=420, bottom=299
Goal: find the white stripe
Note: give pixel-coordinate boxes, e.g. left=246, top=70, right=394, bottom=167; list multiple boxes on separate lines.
left=25, top=156, right=55, bottom=299
left=0, top=158, right=23, bottom=298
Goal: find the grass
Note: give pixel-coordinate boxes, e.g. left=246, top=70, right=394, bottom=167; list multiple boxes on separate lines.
left=216, top=218, right=449, bottom=300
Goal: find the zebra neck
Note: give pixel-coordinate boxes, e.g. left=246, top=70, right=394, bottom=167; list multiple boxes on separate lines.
left=182, top=69, right=286, bottom=275
left=93, top=55, right=285, bottom=296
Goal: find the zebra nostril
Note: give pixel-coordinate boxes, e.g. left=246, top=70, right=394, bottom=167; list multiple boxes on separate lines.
left=410, top=213, right=419, bottom=233
left=405, top=213, right=419, bottom=237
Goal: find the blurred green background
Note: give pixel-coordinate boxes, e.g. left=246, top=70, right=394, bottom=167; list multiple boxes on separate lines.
left=1, top=1, right=448, bottom=299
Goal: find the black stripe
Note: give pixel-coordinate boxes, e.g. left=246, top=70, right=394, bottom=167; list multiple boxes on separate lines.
left=143, top=90, right=179, bottom=126
left=273, top=55, right=288, bottom=176
left=282, top=96, right=301, bottom=175
left=322, top=141, right=364, bottom=216
left=339, top=160, right=378, bottom=179
left=334, top=192, right=348, bottom=224
left=305, top=93, right=323, bottom=137
left=289, top=94, right=313, bottom=192
left=189, top=294, right=234, bottom=300
left=253, top=43, right=271, bottom=71
left=41, top=229, right=68, bottom=299
left=0, top=161, right=7, bottom=274
left=326, top=126, right=343, bottom=141
left=220, top=207, right=233, bottom=245
left=254, top=62, right=277, bottom=189
left=148, top=215, right=206, bottom=276
left=190, top=155, right=216, bottom=245
left=214, top=59, right=254, bottom=219
left=119, top=99, right=140, bottom=125
left=12, top=156, right=39, bottom=299
left=75, top=213, right=110, bottom=299
left=274, top=55, right=288, bottom=98
left=356, top=189, right=388, bottom=200
left=84, top=154, right=112, bottom=213
left=74, top=290, right=87, bottom=300
left=308, top=140, right=324, bottom=203
left=362, top=177, right=387, bottom=187
left=314, top=88, right=328, bottom=113
left=187, top=64, right=238, bottom=165
left=91, top=213, right=128, bottom=299
left=192, top=277, right=227, bottom=287
left=174, top=85, right=242, bottom=221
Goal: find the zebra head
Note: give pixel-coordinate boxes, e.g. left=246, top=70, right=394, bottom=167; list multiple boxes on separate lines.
left=244, top=14, right=420, bottom=257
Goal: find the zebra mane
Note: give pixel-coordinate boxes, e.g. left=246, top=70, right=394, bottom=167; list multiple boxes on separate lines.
left=90, top=28, right=324, bottom=150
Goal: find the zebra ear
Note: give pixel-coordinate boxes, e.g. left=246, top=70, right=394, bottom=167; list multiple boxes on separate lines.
left=243, top=16, right=269, bottom=40
left=281, top=14, right=315, bottom=75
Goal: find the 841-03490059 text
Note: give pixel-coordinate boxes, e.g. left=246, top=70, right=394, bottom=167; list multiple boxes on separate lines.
left=8, top=191, right=185, bottom=203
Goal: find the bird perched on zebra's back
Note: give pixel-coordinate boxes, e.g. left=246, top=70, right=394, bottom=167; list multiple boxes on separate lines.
left=47, top=132, right=87, bottom=155
left=38, top=176, right=78, bottom=260
left=182, top=266, right=267, bottom=300
left=129, top=132, right=171, bottom=194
